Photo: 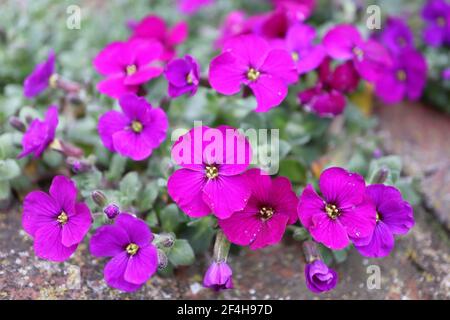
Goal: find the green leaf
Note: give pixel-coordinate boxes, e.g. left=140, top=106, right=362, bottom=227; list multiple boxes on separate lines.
left=159, top=204, right=186, bottom=233
left=106, top=154, right=127, bottom=181
left=137, top=181, right=159, bottom=212
left=0, top=159, right=20, bottom=181
left=291, top=226, right=310, bottom=241
left=168, top=239, right=195, bottom=267
left=332, top=248, right=348, bottom=263
left=118, top=171, right=142, bottom=207
left=0, top=181, right=11, bottom=200
left=317, top=244, right=334, bottom=266
left=278, top=159, right=306, bottom=184
left=72, top=170, right=102, bottom=198
left=145, top=211, right=159, bottom=228
left=181, top=216, right=216, bottom=254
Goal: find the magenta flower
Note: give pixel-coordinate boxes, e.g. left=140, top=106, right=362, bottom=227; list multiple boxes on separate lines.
left=323, top=24, right=392, bottom=82
left=203, top=261, right=233, bottom=291
left=218, top=168, right=298, bottom=250
left=209, top=34, right=297, bottom=112
left=421, top=0, right=450, bottom=47
left=22, top=175, right=92, bottom=262
left=353, top=184, right=414, bottom=258
left=272, top=0, right=315, bottom=22
left=90, top=213, right=158, bottom=292
left=167, top=126, right=252, bottom=219
left=164, top=55, right=200, bottom=98
left=131, top=15, right=188, bottom=61
left=378, top=17, right=414, bottom=55
left=285, top=24, right=326, bottom=74
left=215, top=11, right=252, bottom=48
left=375, top=49, right=427, bottom=104
left=93, top=40, right=164, bottom=99
left=178, top=0, right=213, bottom=15
left=297, top=167, right=377, bottom=250
left=23, top=50, right=56, bottom=98
left=298, top=58, right=359, bottom=117
left=18, top=106, right=58, bottom=159
left=98, top=93, right=168, bottom=161
left=305, top=259, right=338, bottom=293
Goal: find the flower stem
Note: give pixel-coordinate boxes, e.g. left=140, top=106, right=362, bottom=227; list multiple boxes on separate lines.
left=213, top=229, right=230, bottom=263
left=302, top=240, right=320, bottom=263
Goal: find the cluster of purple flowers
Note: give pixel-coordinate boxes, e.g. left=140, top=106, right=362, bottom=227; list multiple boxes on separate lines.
left=19, top=0, right=423, bottom=295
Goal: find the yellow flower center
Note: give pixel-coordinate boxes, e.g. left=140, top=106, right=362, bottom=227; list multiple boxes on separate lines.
left=325, top=204, right=340, bottom=219
left=131, top=120, right=143, bottom=133
left=246, top=68, right=260, bottom=81
left=126, top=243, right=139, bottom=256
left=205, top=165, right=219, bottom=179
left=57, top=212, right=68, bottom=225
left=291, top=52, right=299, bottom=61
left=352, top=47, right=364, bottom=60
left=126, top=64, right=137, bottom=76
left=49, top=74, right=59, bottom=88
left=396, top=70, right=407, bottom=81
left=259, top=206, right=274, bottom=220
left=376, top=212, right=381, bottom=222
left=186, top=73, right=193, bottom=84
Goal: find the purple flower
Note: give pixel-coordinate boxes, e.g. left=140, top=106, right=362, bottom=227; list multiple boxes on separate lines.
left=178, top=0, right=213, bottom=15
left=90, top=213, right=158, bottom=292
left=22, top=175, right=92, bottom=262
left=353, top=184, right=414, bottom=258
left=305, top=259, right=338, bottom=293
left=130, top=15, right=188, bottom=61
left=422, top=0, right=450, bottom=47
left=442, top=68, right=450, bottom=80
left=168, top=126, right=252, bottom=219
left=93, top=40, right=164, bottom=99
left=203, top=261, right=233, bottom=291
left=298, top=58, right=359, bottom=117
left=209, top=34, right=297, bottom=112
left=18, top=106, right=59, bottom=159
left=297, top=167, right=377, bottom=250
left=379, top=17, right=414, bottom=55
left=215, top=11, right=252, bottom=49
left=23, top=50, right=56, bottom=98
left=164, top=55, right=200, bottom=98
left=98, top=93, right=168, bottom=161
left=375, top=49, right=427, bottom=104
left=285, top=24, right=326, bottom=74
left=218, top=168, right=298, bottom=250
left=323, top=24, right=392, bottom=82
left=104, top=204, right=120, bottom=220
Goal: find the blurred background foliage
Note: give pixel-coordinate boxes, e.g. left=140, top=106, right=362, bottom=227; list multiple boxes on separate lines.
left=0, top=0, right=435, bottom=269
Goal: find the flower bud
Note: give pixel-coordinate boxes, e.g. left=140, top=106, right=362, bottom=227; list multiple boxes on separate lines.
left=66, top=157, right=92, bottom=174
left=304, top=259, right=338, bottom=293
left=9, top=116, right=26, bottom=132
left=203, top=261, right=233, bottom=291
left=103, top=203, right=120, bottom=219
left=157, top=249, right=168, bottom=270
left=91, top=190, right=107, bottom=207
left=374, top=167, right=389, bottom=184
left=154, top=233, right=175, bottom=248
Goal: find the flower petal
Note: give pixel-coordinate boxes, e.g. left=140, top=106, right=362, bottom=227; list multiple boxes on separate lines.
left=34, top=222, right=78, bottom=262
left=98, top=110, right=129, bottom=152
left=49, top=175, right=77, bottom=213
left=297, top=184, right=325, bottom=229
left=104, top=252, right=141, bottom=292
left=209, top=52, right=246, bottom=95
left=124, top=244, right=158, bottom=285
left=167, top=168, right=210, bottom=217
left=323, top=24, right=362, bottom=60
left=354, top=221, right=395, bottom=258
left=22, top=191, right=58, bottom=237
left=319, top=167, right=366, bottom=209
left=112, top=130, right=153, bottom=161
left=90, top=225, right=130, bottom=257
left=62, top=202, right=92, bottom=247
left=202, top=174, right=251, bottom=219
left=260, top=49, right=298, bottom=84
left=249, top=74, right=287, bottom=112
left=97, top=76, right=138, bottom=99
left=310, top=213, right=349, bottom=250
left=115, top=213, right=153, bottom=247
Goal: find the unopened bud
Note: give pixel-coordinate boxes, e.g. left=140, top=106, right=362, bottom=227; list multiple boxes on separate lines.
left=374, top=167, right=389, bottom=184
left=153, top=233, right=175, bottom=248
left=103, top=203, right=120, bottom=219
left=9, top=116, right=26, bottom=132
left=91, top=190, right=107, bottom=207
left=157, top=249, right=168, bottom=270
left=66, top=157, right=92, bottom=174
